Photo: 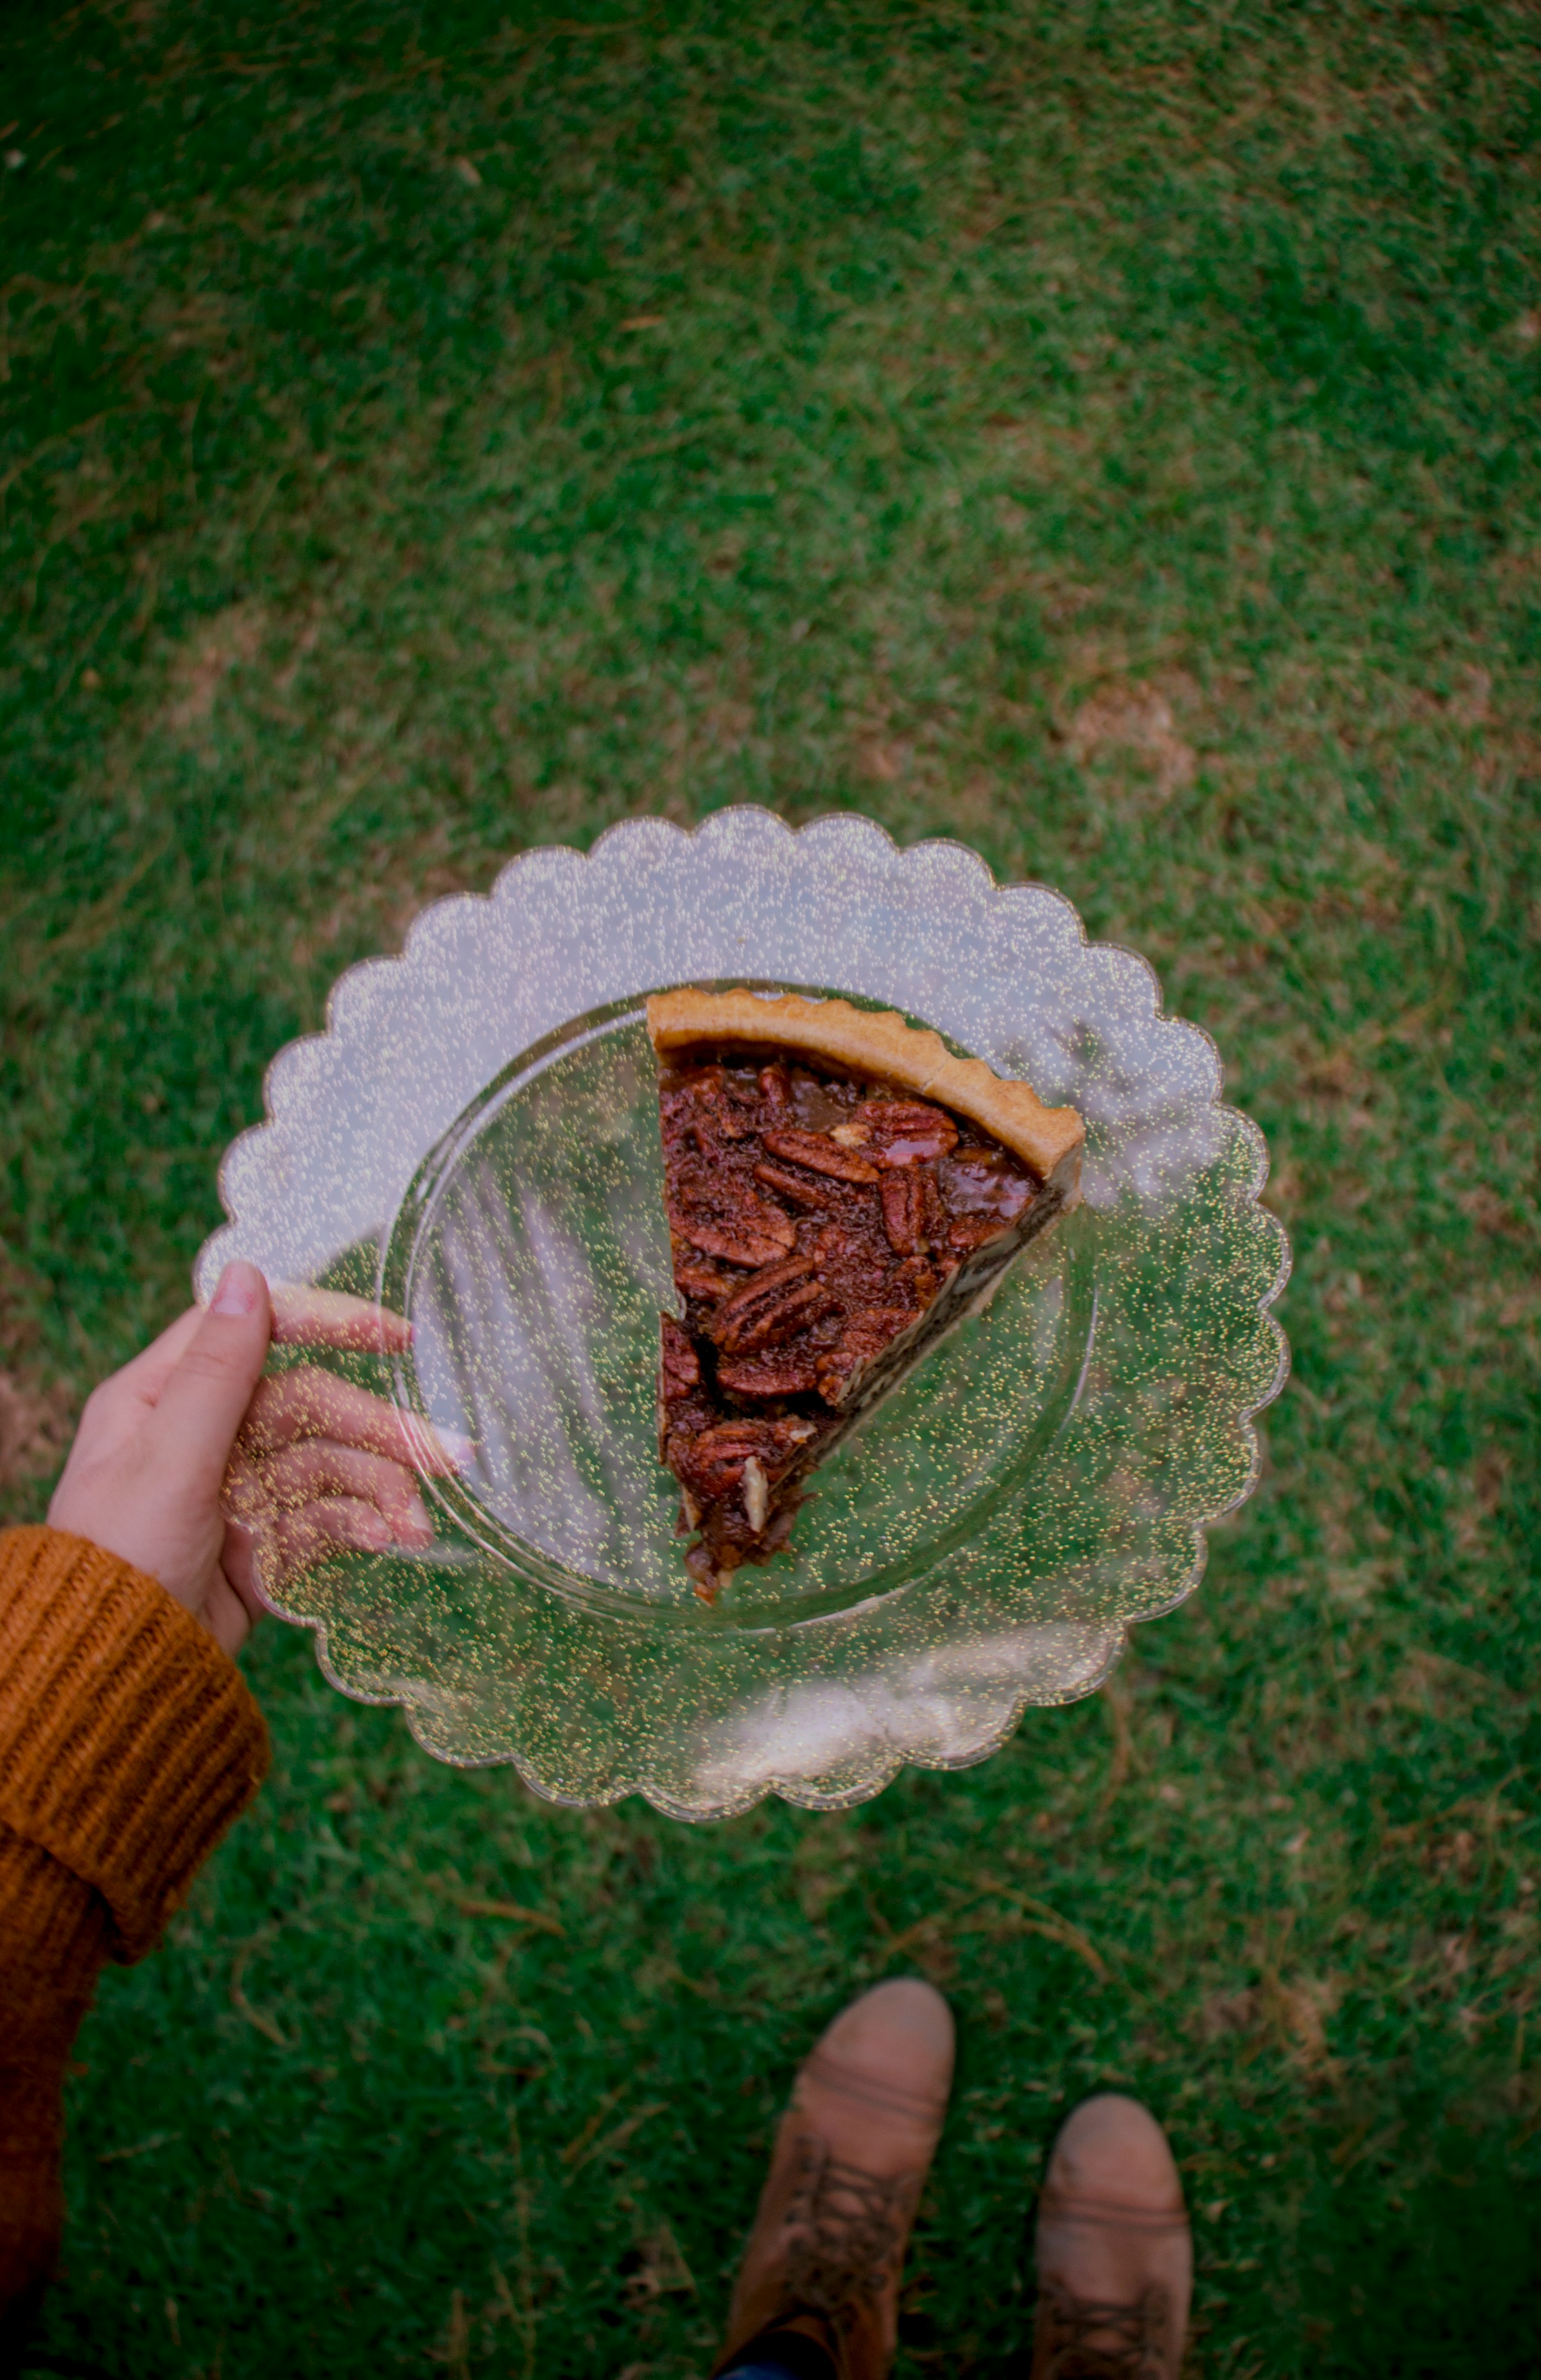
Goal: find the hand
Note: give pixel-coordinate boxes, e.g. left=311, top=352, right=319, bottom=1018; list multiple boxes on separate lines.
left=49, top=1265, right=458, bottom=1657
left=223, top=1288, right=467, bottom=1622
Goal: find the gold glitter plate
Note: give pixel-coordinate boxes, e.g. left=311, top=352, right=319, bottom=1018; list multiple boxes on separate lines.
left=196, top=810, right=1289, bottom=1817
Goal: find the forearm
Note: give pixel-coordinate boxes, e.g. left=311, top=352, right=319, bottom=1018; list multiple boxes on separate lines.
left=0, top=1525, right=270, bottom=2342
left=0, top=1824, right=112, bottom=2353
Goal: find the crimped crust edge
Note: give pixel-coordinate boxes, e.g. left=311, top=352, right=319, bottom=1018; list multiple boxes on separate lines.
left=646, top=987, right=1084, bottom=1181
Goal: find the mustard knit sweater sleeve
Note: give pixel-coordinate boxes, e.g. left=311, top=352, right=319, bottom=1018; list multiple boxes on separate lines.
left=0, top=1526, right=270, bottom=2350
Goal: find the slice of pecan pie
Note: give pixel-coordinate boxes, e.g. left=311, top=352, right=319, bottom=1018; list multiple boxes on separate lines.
left=649, top=988, right=1084, bottom=1600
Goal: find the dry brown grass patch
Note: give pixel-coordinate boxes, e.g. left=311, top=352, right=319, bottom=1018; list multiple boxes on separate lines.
left=1066, top=681, right=1197, bottom=801
left=164, top=600, right=268, bottom=731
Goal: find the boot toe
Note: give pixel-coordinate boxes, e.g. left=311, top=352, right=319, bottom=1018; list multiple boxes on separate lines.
left=1033, top=2092, right=1192, bottom=2380
left=815, top=1977, right=955, bottom=2101
left=1046, top=2091, right=1183, bottom=2209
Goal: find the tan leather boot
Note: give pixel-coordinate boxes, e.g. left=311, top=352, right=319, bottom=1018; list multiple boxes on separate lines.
left=711, top=1977, right=955, bottom=2380
left=1031, top=2094, right=1192, bottom=2380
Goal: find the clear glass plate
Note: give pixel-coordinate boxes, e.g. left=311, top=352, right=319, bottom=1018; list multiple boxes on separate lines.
left=197, top=810, right=1289, bottom=1817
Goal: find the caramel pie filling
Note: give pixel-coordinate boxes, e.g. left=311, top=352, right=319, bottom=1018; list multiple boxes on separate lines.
left=656, top=1045, right=1068, bottom=1600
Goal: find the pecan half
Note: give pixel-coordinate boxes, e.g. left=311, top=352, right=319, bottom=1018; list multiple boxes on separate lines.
left=725, top=1277, right=832, bottom=1351
left=858, top=1099, right=959, bottom=1167
left=880, top=1170, right=926, bottom=1255
left=760, top=1126, right=882, bottom=1184
left=752, top=1160, right=829, bottom=1210
left=678, top=1213, right=797, bottom=1268
left=672, top=1167, right=798, bottom=1260
left=707, top=1255, right=835, bottom=1353
left=661, top=1315, right=700, bottom=1393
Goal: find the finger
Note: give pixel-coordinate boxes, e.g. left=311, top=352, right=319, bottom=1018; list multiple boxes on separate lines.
left=250, top=1442, right=434, bottom=1543
left=220, top=1508, right=331, bottom=1621
left=223, top=1449, right=435, bottom=1560
left=270, top=1284, right=413, bottom=1355
left=239, top=1368, right=472, bottom=1471
left=254, top=1438, right=419, bottom=1509
left=222, top=1498, right=406, bottom=1607
left=144, top=1264, right=274, bottom=1505
left=220, top=1444, right=271, bottom=1524
left=265, top=1495, right=401, bottom=1584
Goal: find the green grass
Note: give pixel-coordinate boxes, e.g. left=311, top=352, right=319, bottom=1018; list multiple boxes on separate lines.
left=3, top=1, right=1539, bottom=2372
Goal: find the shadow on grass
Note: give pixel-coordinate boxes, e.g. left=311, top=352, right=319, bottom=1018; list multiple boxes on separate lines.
left=1300, top=2168, right=1541, bottom=2380
left=19, top=2166, right=1541, bottom=2379
left=945, top=2166, right=1541, bottom=2380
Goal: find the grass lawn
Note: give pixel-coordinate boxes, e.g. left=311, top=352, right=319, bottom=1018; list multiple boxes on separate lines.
left=3, top=2, right=1540, bottom=2372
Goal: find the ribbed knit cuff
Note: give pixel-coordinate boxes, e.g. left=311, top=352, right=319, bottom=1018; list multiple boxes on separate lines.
left=0, top=1822, right=110, bottom=2331
left=0, top=1527, right=270, bottom=1962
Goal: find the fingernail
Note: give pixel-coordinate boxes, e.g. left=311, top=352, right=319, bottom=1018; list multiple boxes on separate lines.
left=397, top=1498, right=435, bottom=1551
left=359, top=1510, right=394, bottom=1550
left=212, top=1260, right=265, bottom=1318
left=434, top=1429, right=478, bottom=1471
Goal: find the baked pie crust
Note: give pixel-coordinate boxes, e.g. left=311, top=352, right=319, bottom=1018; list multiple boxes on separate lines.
left=647, top=988, right=1084, bottom=1180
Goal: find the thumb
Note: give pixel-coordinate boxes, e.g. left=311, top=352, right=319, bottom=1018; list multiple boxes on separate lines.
left=147, top=1262, right=274, bottom=1501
